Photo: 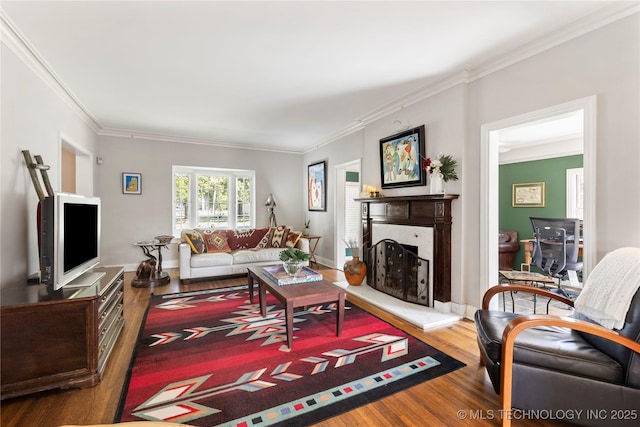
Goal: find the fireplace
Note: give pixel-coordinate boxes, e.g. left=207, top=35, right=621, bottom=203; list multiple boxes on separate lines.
left=358, top=194, right=458, bottom=303
left=367, top=239, right=430, bottom=306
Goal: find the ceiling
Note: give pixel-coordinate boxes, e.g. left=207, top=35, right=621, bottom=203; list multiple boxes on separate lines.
left=2, top=1, right=634, bottom=153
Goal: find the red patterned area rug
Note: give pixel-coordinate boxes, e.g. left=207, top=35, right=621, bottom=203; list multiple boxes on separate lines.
left=116, top=286, right=464, bottom=426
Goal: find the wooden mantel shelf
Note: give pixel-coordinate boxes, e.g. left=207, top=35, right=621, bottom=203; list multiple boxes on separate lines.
left=356, top=194, right=459, bottom=303
left=355, top=194, right=460, bottom=202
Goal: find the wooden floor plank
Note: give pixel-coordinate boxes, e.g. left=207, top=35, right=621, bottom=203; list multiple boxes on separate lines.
left=1, top=267, right=564, bottom=426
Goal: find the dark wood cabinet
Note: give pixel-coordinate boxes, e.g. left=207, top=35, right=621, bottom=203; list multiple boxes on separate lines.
left=1, top=266, right=124, bottom=399
left=356, top=195, right=458, bottom=303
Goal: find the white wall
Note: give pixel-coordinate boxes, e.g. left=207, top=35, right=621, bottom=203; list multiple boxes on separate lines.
left=1, top=43, right=98, bottom=287
left=95, top=135, right=304, bottom=269
left=306, top=13, right=640, bottom=308
left=464, top=13, right=640, bottom=307
left=303, top=129, right=364, bottom=267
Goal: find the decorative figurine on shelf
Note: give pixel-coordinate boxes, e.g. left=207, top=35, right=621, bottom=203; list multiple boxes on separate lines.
left=136, top=258, right=157, bottom=280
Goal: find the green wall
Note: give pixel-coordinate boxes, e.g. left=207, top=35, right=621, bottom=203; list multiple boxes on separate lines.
left=499, top=155, right=583, bottom=268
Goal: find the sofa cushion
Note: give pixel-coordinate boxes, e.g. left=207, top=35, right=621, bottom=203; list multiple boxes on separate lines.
left=190, top=252, right=234, bottom=268
left=227, top=228, right=270, bottom=250
left=285, top=230, right=302, bottom=248
left=200, top=229, right=232, bottom=253
left=181, top=229, right=206, bottom=254
left=269, top=225, right=288, bottom=248
left=232, top=248, right=284, bottom=264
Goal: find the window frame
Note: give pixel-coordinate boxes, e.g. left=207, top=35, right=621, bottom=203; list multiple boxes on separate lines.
left=172, top=165, right=256, bottom=234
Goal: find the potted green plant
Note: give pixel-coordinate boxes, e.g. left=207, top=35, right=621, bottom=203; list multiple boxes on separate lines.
left=279, top=248, right=310, bottom=276
left=303, top=219, right=311, bottom=236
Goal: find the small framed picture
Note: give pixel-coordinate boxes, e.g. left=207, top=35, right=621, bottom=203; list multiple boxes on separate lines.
left=308, top=161, right=326, bottom=211
left=521, top=263, right=530, bottom=272
left=122, top=172, right=142, bottom=194
left=512, top=182, right=545, bottom=207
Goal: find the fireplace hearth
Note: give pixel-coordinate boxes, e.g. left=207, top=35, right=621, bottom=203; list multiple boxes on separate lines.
left=367, top=239, right=430, bottom=306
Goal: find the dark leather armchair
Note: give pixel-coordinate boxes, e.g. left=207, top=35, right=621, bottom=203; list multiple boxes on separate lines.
left=498, top=230, right=520, bottom=270
left=475, top=261, right=640, bottom=426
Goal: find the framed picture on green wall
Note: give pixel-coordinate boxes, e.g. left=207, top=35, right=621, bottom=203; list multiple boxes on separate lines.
left=512, top=182, right=545, bottom=207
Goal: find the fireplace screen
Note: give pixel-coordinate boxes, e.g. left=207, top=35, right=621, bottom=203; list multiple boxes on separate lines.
left=366, top=239, right=430, bottom=306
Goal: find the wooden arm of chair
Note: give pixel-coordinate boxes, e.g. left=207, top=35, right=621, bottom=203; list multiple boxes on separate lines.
left=499, top=314, right=640, bottom=427
left=482, top=284, right=574, bottom=310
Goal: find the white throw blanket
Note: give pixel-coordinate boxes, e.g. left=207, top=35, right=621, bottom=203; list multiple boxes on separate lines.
left=574, top=247, right=640, bottom=330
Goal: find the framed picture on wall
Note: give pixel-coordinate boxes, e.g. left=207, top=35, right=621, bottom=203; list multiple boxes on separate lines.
left=122, top=172, right=142, bottom=195
left=379, top=125, right=426, bottom=189
left=308, top=161, right=326, bottom=211
left=512, top=182, right=545, bottom=207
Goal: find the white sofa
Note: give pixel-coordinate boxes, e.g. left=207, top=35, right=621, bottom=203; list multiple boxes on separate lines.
left=179, top=226, right=308, bottom=284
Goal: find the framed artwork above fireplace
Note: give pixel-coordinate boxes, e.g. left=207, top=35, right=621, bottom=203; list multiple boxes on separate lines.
left=379, top=125, right=426, bottom=189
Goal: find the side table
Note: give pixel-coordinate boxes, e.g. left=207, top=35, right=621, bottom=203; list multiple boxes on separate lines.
left=301, top=234, right=321, bottom=267
left=499, top=270, right=556, bottom=314
left=132, top=240, right=174, bottom=287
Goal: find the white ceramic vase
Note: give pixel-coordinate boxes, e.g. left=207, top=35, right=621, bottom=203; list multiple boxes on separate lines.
left=430, top=173, right=444, bottom=194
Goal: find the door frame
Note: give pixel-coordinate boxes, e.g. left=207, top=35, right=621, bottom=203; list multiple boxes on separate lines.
left=334, top=159, right=362, bottom=270
left=479, top=96, right=597, bottom=305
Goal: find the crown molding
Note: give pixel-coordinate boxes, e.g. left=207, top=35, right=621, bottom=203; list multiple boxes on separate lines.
left=313, top=69, right=470, bottom=150
left=359, top=69, right=471, bottom=127
left=97, top=127, right=304, bottom=155
left=468, top=2, right=640, bottom=82
left=3, top=3, right=637, bottom=152
left=316, top=3, right=639, bottom=148
left=1, top=10, right=102, bottom=132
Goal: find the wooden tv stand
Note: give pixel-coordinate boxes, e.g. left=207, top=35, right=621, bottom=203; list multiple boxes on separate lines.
left=0, top=266, right=125, bottom=400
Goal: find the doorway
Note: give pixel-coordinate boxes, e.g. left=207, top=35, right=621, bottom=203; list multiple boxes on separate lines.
left=335, top=159, right=362, bottom=270
left=479, top=96, right=597, bottom=306
left=60, top=135, right=94, bottom=196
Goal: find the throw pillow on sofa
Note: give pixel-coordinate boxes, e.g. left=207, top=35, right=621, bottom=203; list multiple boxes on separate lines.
left=182, top=229, right=206, bottom=254
left=285, top=230, right=302, bottom=248
left=269, top=225, right=288, bottom=248
left=200, top=229, right=232, bottom=253
left=228, top=228, right=271, bottom=250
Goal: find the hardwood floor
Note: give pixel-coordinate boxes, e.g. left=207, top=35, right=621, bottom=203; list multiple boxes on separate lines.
left=1, top=268, right=563, bottom=427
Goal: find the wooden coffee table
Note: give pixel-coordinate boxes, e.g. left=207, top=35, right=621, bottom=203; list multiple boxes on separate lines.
left=247, top=265, right=345, bottom=349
